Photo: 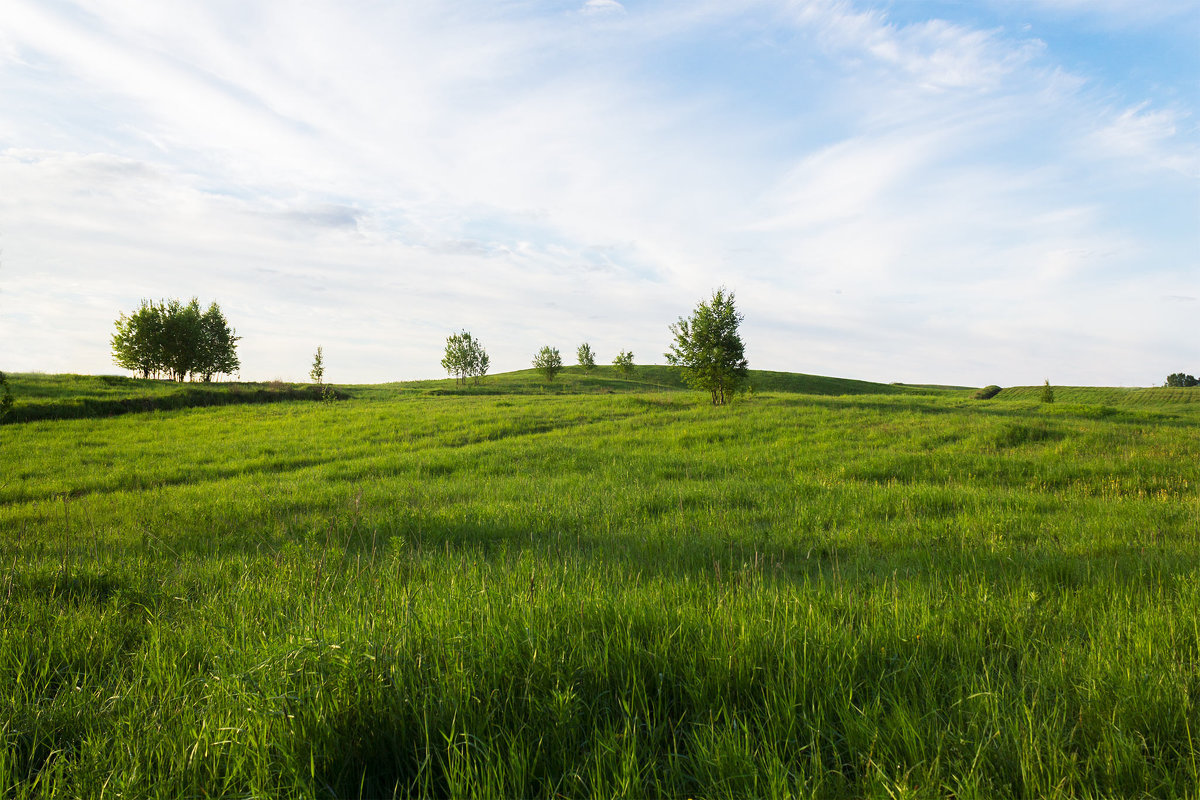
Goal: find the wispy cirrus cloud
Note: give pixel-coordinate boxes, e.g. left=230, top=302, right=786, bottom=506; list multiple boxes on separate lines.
left=0, top=0, right=1194, bottom=385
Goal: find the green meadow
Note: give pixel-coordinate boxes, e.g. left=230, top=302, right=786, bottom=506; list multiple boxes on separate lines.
left=1, top=370, right=1197, bottom=798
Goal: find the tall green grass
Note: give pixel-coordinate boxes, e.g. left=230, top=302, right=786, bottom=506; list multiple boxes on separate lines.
left=1, top=388, right=1197, bottom=798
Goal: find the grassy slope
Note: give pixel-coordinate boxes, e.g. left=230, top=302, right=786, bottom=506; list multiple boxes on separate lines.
left=350, top=364, right=934, bottom=399
left=2, top=368, right=936, bottom=423
left=1, top=388, right=1198, bottom=798
left=995, top=384, right=1199, bottom=407
left=1, top=374, right=340, bottom=424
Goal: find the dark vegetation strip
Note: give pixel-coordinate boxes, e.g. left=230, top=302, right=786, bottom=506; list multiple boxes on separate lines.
left=0, top=385, right=349, bottom=425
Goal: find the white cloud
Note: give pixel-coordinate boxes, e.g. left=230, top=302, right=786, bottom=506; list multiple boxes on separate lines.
left=581, top=0, right=626, bottom=16
left=0, top=0, right=1195, bottom=386
left=1088, top=104, right=1199, bottom=177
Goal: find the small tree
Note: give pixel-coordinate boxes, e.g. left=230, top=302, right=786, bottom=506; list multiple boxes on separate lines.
left=533, top=346, right=563, bottom=382
left=577, top=343, right=596, bottom=372
left=1165, top=373, right=1198, bottom=388
left=1040, top=379, right=1054, bottom=403
left=196, top=301, right=240, bottom=381
left=111, top=300, right=166, bottom=379
left=666, top=287, right=748, bottom=405
left=441, top=331, right=489, bottom=386
left=468, top=337, right=490, bottom=385
left=310, top=346, right=325, bottom=385
left=612, top=350, right=635, bottom=378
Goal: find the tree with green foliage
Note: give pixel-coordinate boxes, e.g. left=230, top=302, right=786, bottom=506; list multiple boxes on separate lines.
left=1040, top=379, right=1054, bottom=403
left=1165, top=373, right=1198, bottom=387
left=612, top=350, right=635, bottom=378
left=111, top=298, right=239, bottom=382
left=577, top=343, right=596, bottom=372
left=533, top=346, right=563, bottom=382
left=472, top=343, right=490, bottom=385
left=0, top=370, right=13, bottom=419
left=310, top=347, right=325, bottom=385
left=111, top=300, right=166, bottom=379
left=441, top=331, right=489, bottom=386
left=196, top=302, right=241, bottom=382
left=666, top=288, right=748, bottom=405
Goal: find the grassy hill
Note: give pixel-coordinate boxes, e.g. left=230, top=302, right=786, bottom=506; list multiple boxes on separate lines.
left=379, top=365, right=938, bottom=397
left=1, top=379, right=1197, bottom=797
left=2, top=367, right=945, bottom=423
left=6, top=371, right=1196, bottom=427
left=993, top=384, right=1199, bottom=407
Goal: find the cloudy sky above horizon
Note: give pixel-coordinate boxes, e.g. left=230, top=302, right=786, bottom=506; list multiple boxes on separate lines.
left=1, top=0, right=1196, bottom=386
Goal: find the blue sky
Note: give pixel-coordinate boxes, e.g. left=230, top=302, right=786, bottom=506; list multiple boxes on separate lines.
left=1, top=0, right=1196, bottom=385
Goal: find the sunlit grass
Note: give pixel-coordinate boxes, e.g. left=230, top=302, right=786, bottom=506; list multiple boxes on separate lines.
left=1, top=387, right=1197, bottom=798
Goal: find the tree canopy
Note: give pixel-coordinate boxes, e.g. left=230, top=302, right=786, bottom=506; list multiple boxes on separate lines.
left=1166, top=373, right=1198, bottom=387
left=666, top=288, right=748, bottom=405
left=111, top=298, right=240, bottom=382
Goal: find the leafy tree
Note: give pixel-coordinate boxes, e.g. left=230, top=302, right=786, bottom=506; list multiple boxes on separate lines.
left=310, top=346, right=325, bottom=385
left=471, top=341, right=490, bottom=385
left=612, top=350, right=635, bottom=378
left=158, top=298, right=203, bottom=381
left=1040, top=379, right=1054, bottom=403
left=441, top=331, right=489, bottom=386
left=1165, top=373, right=1198, bottom=388
left=111, top=300, right=166, bottom=379
left=577, top=343, right=596, bottom=372
left=666, top=288, right=748, bottom=405
left=0, top=370, right=13, bottom=420
left=533, top=346, right=563, bottom=382
left=196, top=302, right=240, bottom=382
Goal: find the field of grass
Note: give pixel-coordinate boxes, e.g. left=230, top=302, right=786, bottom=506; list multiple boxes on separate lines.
left=2, top=367, right=941, bottom=423
left=1, top=374, right=1197, bottom=798
left=994, top=385, right=1199, bottom=408
left=0, top=374, right=344, bottom=425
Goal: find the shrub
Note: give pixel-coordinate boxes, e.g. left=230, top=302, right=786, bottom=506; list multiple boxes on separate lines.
left=0, top=371, right=13, bottom=419
left=973, top=385, right=1002, bottom=400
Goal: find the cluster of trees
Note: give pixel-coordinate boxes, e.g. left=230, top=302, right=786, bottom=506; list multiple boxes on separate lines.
left=442, top=290, right=749, bottom=405
left=529, top=344, right=638, bottom=383
left=1166, top=373, right=1198, bottom=387
left=441, top=331, right=490, bottom=386
left=111, top=299, right=240, bottom=382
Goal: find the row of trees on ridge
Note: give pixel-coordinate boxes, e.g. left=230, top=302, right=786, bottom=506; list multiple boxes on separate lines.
left=111, top=299, right=240, bottom=381
left=442, top=289, right=749, bottom=405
